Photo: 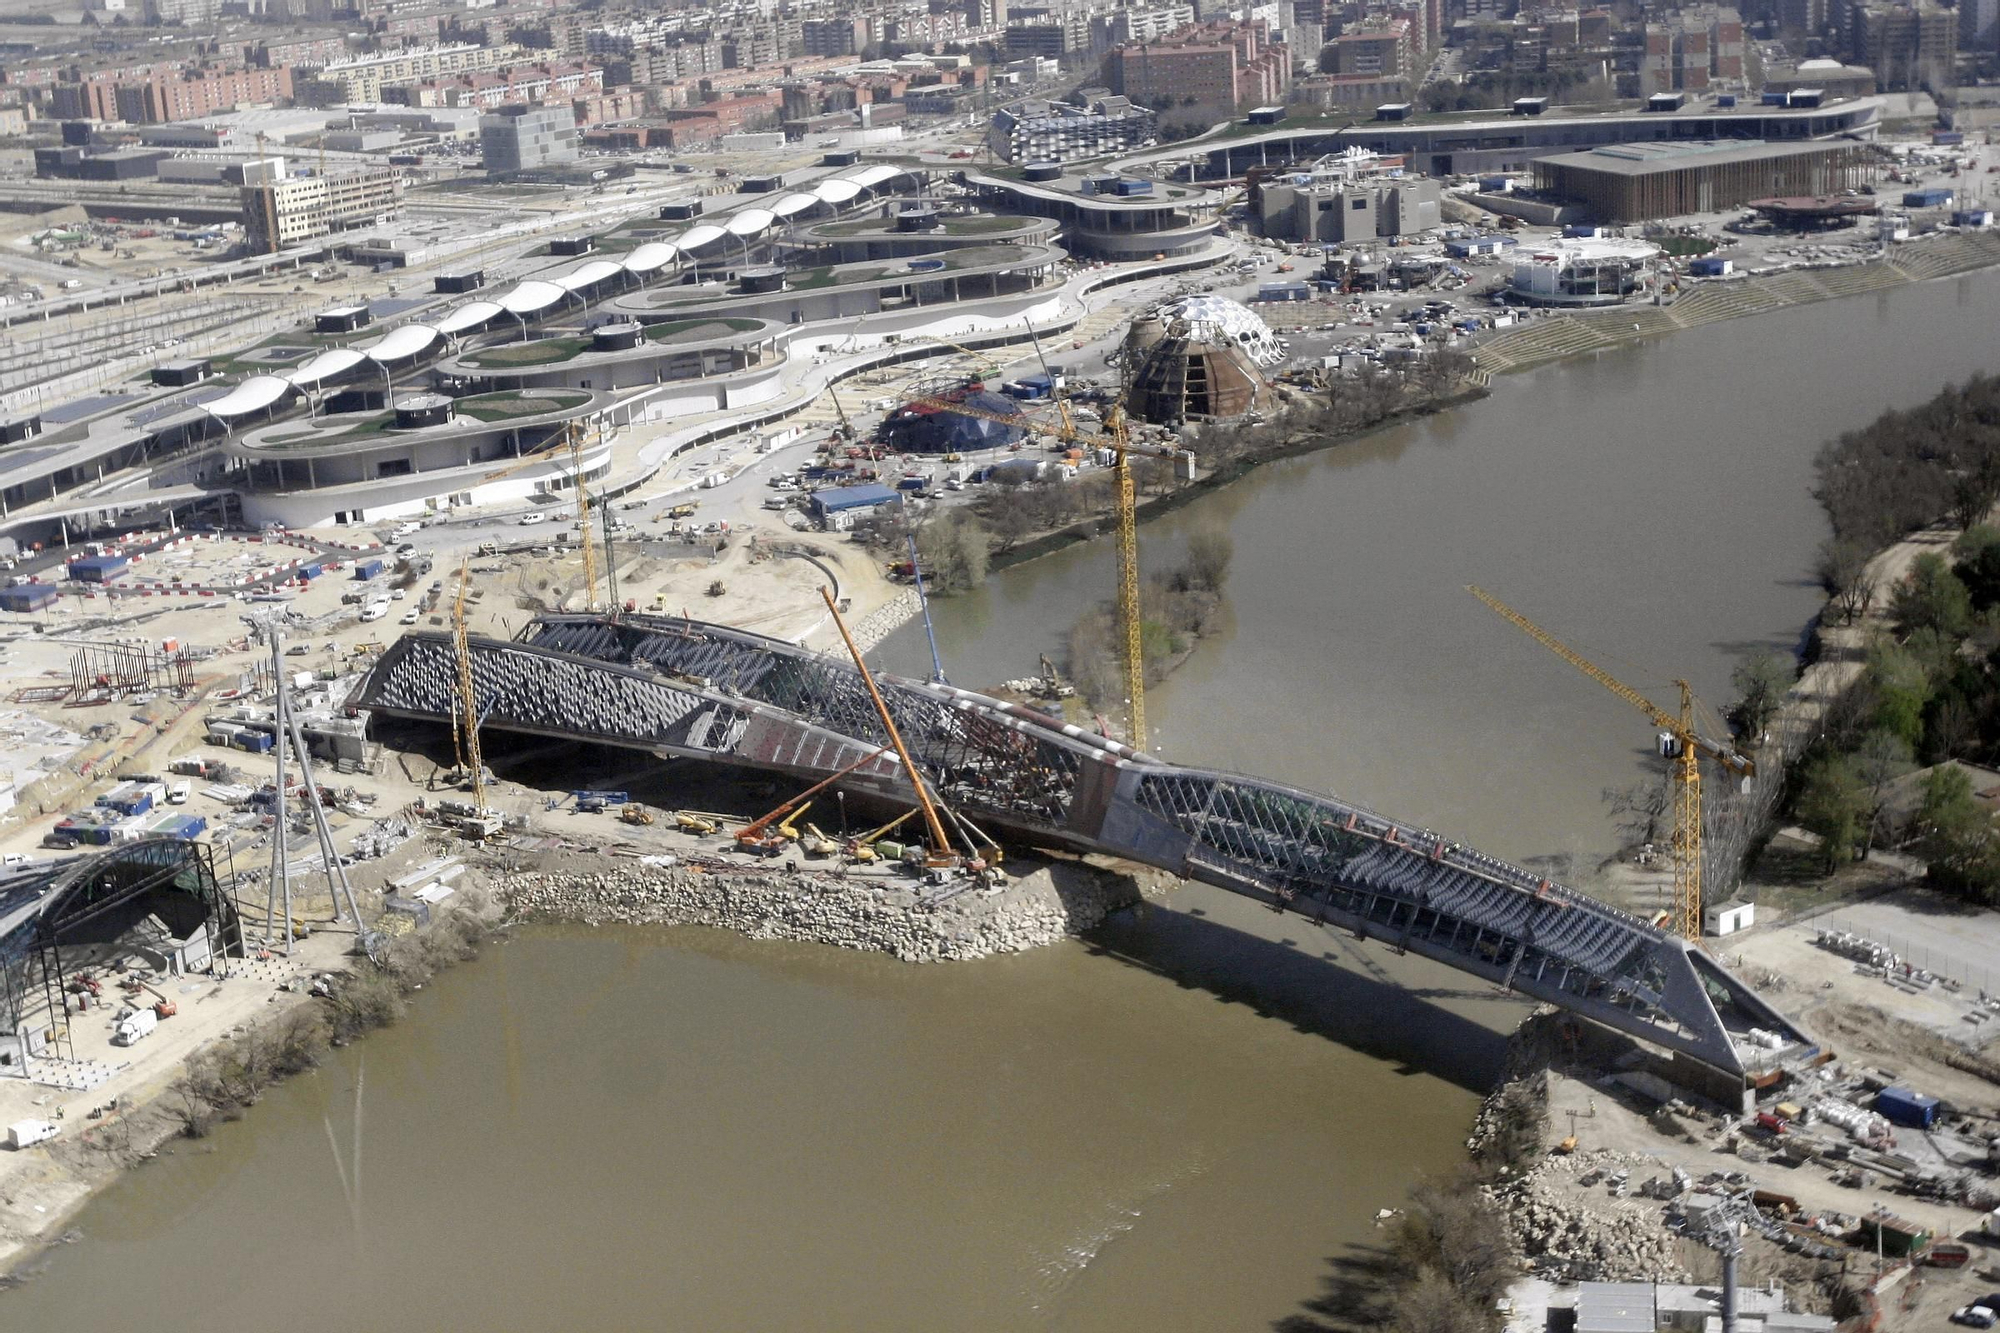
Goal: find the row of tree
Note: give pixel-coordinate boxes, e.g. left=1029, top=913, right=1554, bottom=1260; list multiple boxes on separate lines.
left=1786, top=375, right=2000, bottom=904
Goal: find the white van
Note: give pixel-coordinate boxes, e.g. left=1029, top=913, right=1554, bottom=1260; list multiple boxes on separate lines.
left=360, top=601, right=389, bottom=622
left=167, top=780, right=191, bottom=805
left=518, top=511, right=547, bottom=526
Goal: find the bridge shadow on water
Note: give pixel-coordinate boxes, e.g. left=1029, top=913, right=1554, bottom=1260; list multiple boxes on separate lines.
left=1079, top=896, right=1521, bottom=1097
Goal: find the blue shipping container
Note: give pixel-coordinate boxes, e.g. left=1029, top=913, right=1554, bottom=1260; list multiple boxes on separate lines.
left=0, top=583, right=59, bottom=612
left=1903, top=189, right=1952, bottom=208
left=352, top=558, right=384, bottom=580
left=1875, top=1086, right=1939, bottom=1128
left=67, top=554, right=130, bottom=582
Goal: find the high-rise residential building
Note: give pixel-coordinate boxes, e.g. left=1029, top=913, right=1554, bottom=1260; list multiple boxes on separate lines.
left=1329, top=19, right=1412, bottom=77
left=802, top=17, right=872, bottom=55
left=479, top=102, right=579, bottom=173
left=1848, top=1, right=1956, bottom=88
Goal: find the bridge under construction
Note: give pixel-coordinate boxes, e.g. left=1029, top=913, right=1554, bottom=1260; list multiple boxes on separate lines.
left=350, top=612, right=1813, bottom=1082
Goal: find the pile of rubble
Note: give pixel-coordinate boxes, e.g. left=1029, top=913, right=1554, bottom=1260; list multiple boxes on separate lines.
left=1493, top=1148, right=1689, bottom=1283
left=506, top=859, right=1138, bottom=962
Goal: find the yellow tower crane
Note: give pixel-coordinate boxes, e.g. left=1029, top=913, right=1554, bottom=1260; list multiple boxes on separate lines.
left=566, top=421, right=599, bottom=609
left=452, top=558, right=487, bottom=815
left=1467, top=585, right=1754, bottom=941
left=892, top=391, right=1186, bottom=747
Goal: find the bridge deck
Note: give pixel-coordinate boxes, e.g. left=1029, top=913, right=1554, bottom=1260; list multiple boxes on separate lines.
left=350, top=612, right=1813, bottom=1079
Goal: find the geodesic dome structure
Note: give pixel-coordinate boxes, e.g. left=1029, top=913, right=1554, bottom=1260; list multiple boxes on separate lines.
left=1155, top=295, right=1286, bottom=368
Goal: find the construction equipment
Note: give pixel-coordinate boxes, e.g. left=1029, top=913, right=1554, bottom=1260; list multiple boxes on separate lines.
left=676, top=811, right=720, bottom=835
left=819, top=586, right=962, bottom=870
left=567, top=421, right=599, bottom=610
left=798, top=823, right=840, bottom=857
left=1468, top=586, right=1754, bottom=941
left=890, top=393, right=1187, bottom=746
left=774, top=801, right=812, bottom=843
left=845, top=808, right=918, bottom=861
left=451, top=559, right=488, bottom=820
left=907, top=533, right=946, bottom=685
left=733, top=747, right=891, bottom=856
left=120, top=974, right=178, bottom=1019
left=619, top=804, right=655, bottom=826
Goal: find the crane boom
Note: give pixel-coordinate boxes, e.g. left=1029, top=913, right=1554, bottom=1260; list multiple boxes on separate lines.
left=453, top=559, right=485, bottom=813
left=819, top=586, right=956, bottom=863
left=1468, top=584, right=1754, bottom=943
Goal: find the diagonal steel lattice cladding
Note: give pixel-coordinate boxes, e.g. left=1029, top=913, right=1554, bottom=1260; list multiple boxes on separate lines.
left=351, top=613, right=1814, bottom=1079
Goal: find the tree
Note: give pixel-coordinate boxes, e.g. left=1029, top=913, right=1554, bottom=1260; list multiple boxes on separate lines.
left=1853, top=728, right=1915, bottom=850
left=1795, top=751, right=1868, bottom=872
left=1385, top=1268, right=1491, bottom=1333
left=1175, top=527, right=1234, bottom=593
left=1891, top=552, right=1973, bottom=640
left=1604, top=778, right=1670, bottom=849
left=1867, top=641, right=1934, bottom=749
left=1728, top=649, right=1793, bottom=744
left=1815, top=537, right=1873, bottom=624
left=1915, top=764, right=2000, bottom=904
left=913, top=510, right=989, bottom=594
left=1953, top=524, right=2000, bottom=610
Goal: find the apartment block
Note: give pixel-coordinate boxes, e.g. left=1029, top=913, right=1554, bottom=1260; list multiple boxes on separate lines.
left=1100, top=17, right=1289, bottom=116
left=1849, top=1, right=1957, bottom=88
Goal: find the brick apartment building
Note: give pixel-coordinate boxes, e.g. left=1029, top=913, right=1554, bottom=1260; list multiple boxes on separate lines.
left=1100, top=17, right=1289, bottom=117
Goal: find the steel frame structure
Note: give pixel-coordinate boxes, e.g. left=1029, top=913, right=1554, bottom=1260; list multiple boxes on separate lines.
left=351, top=613, right=1812, bottom=1079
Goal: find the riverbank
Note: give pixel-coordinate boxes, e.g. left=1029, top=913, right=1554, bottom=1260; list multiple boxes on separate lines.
left=982, top=382, right=1490, bottom=581
left=0, top=885, right=502, bottom=1284
left=1473, top=229, right=2000, bottom=377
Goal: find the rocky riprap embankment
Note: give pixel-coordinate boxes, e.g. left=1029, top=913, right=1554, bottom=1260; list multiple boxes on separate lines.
left=506, top=859, right=1138, bottom=962
left=1490, top=1147, right=1688, bottom=1282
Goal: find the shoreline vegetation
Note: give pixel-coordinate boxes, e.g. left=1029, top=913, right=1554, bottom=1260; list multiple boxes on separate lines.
left=1767, top=373, right=2000, bottom=905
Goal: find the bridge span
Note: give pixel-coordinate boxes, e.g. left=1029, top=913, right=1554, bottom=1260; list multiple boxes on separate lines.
left=350, top=612, right=1812, bottom=1080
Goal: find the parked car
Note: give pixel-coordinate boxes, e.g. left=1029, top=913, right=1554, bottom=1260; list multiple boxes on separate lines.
left=519, top=511, right=547, bottom=526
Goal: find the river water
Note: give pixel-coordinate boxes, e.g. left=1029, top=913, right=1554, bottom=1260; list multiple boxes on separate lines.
left=6, top=268, right=1998, bottom=1331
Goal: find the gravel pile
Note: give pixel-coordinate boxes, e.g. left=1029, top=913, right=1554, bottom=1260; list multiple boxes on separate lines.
left=506, top=860, right=1137, bottom=962
left=1494, top=1148, right=1688, bottom=1283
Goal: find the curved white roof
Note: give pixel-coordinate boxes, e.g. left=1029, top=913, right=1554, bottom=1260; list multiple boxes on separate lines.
left=366, top=324, right=443, bottom=362
left=770, top=192, right=822, bottom=218
left=1157, top=295, right=1286, bottom=368
left=677, top=223, right=729, bottom=251
left=555, top=259, right=626, bottom=293
left=202, top=374, right=296, bottom=419
left=288, top=347, right=367, bottom=388
left=813, top=179, right=862, bottom=205
left=499, top=279, right=567, bottom=315
left=725, top=207, right=776, bottom=237
left=849, top=164, right=905, bottom=189
left=435, top=300, right=504, bottom=335
left=623, top=241, right=680, bottom=273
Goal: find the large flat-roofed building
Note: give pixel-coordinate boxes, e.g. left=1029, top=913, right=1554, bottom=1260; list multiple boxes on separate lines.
left=480, top=103, right=578, bottom=175
left=1531, top=139, right=1871, bottom=221
left=1257, top=176, right=1441, bottom=241
left=242, top=165, right=403, bottom=252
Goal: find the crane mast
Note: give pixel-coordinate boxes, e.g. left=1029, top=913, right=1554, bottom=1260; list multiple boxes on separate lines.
left=893, top=391, right=1183, bottom=748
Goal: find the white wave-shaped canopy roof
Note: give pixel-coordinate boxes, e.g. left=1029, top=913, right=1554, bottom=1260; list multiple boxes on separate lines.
left=624, top=241, right=680, bottom=273
left=676, top=223, right=729, bottom=252
left=725, top=208, right=777, bottom=237
left=499, top=279, right=568, bottom=315
left=771, top=192, right=822, bottom=218
left=365, top=324, right=443, bottom=363
left=555, top=259, right=625, bottom=292
left=202, top=374, right=296, bottom=419
left=288, top=347, right=366, bottom=388
left=813, top=179, right=862, bottom=205
left=435, top=300, right=503, bottom=335
left=849, top=164, right=905, bottom=188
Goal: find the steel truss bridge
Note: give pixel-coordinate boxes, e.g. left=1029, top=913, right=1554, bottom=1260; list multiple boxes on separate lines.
left=351, top=612, right=1811, bottom=1079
